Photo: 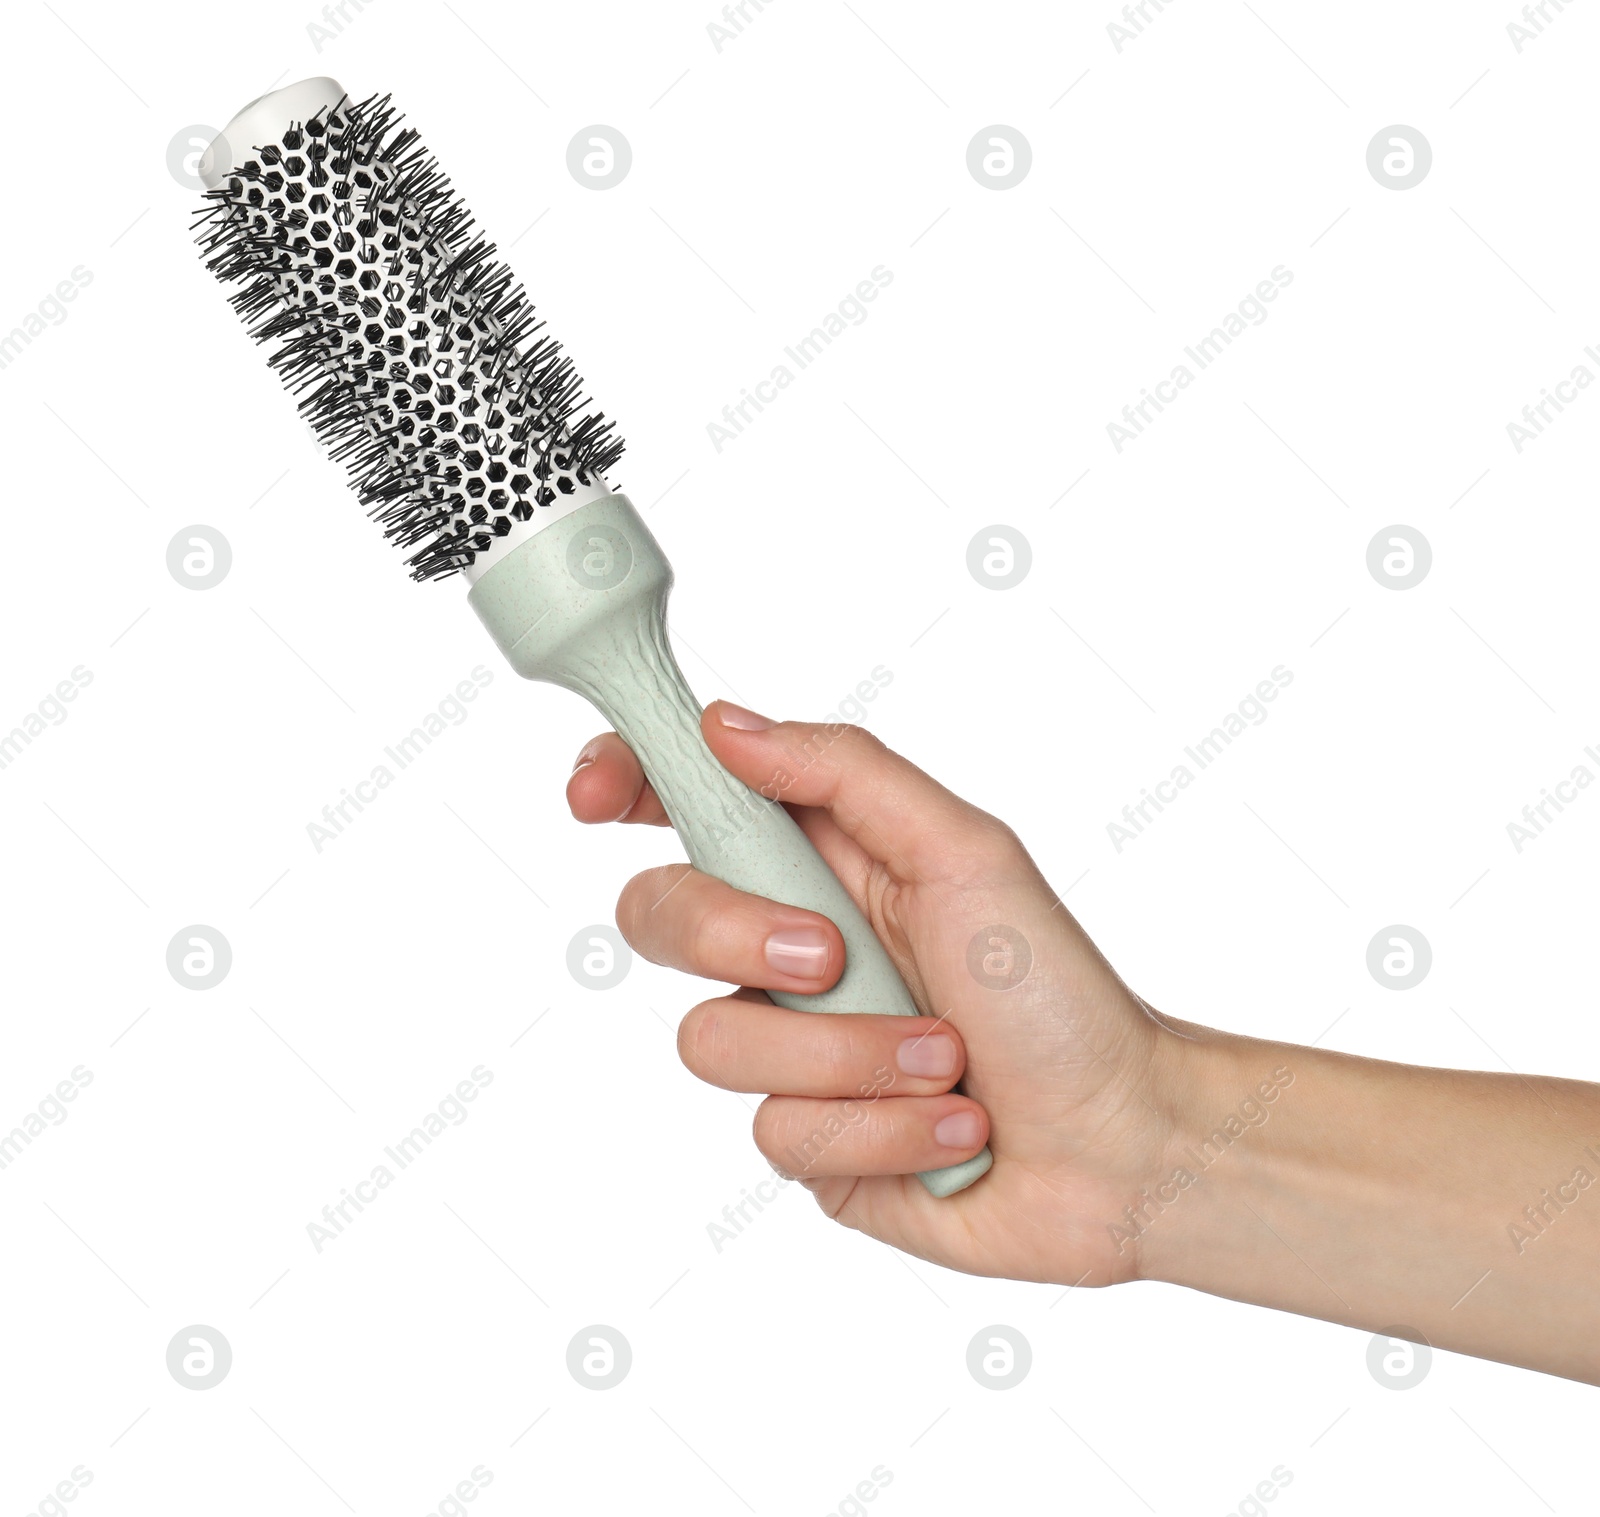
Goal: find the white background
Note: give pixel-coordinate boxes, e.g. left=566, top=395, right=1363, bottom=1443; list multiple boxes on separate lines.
left=1, top=1, right=1596, bottom=1512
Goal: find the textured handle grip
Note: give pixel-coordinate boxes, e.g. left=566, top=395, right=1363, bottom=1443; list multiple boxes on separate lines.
left=468, top=496, right=991, bottom=1197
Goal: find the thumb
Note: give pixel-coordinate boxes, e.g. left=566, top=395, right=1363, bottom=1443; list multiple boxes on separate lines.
left=699, top=700, right=1012, bottom=888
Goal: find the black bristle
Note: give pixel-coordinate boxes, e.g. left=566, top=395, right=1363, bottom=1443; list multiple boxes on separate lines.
left=194, top=92, right=625, bottom=581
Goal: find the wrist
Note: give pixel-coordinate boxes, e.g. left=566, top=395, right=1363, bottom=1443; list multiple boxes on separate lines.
left=1127, top=1023, right=1299, bottom=1287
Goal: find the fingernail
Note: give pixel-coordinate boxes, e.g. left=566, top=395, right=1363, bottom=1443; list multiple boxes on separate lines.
left=572, top=742, right=599, bottom=773
left=897, top=1033, right=957, bottom=1078
left=717, top=701, right=775, bottom=731
left=934, top=1111, right=982, bottom=1150
left=764, top=926, right=830, bottom=980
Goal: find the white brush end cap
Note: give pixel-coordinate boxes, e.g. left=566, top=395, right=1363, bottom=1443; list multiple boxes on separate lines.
left=200, top=77, right=348, bottom=189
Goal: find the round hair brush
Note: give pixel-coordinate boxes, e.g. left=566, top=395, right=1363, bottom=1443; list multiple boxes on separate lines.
left=194, top=78, right=991, bottom=1198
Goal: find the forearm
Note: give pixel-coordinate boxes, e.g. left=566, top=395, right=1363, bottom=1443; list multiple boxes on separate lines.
left=1137, top=1022, right=1600, bottom=1383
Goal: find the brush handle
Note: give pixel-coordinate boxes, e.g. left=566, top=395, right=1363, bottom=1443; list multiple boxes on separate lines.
left=468, top=493, right=991, bottom=1197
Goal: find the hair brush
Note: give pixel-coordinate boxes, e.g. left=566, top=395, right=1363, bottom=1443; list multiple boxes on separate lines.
left=194, top=77, right=991, bottom=1198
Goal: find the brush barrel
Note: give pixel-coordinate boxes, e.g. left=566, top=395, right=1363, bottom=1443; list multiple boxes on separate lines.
left=467, top=493, right=991, bottom=1198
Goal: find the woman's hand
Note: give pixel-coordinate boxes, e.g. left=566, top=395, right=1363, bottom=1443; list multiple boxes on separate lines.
left=566, top=700, right=1196, bottom=1290
left=567, top=702, right=1600, bottom=1384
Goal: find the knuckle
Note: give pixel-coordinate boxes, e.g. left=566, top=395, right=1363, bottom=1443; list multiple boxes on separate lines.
left=953, top=815, right=1028, bottom=878
left=817, top=1020, right=866, bottom=1088
left=686, top=905, right=726, bottom=977
left=793, top=720, right=879, bottom=771
left=975, top=815, right=1025, bottom=859
left=830, top=722, right=884, bottom=763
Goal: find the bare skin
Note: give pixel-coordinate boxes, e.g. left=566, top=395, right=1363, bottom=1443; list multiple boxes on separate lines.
left=567, top=702, right=1600, bottom=1384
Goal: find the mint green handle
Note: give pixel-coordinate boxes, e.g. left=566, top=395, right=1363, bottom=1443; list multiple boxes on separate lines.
left=467, top=493, right=991, bottom=1197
